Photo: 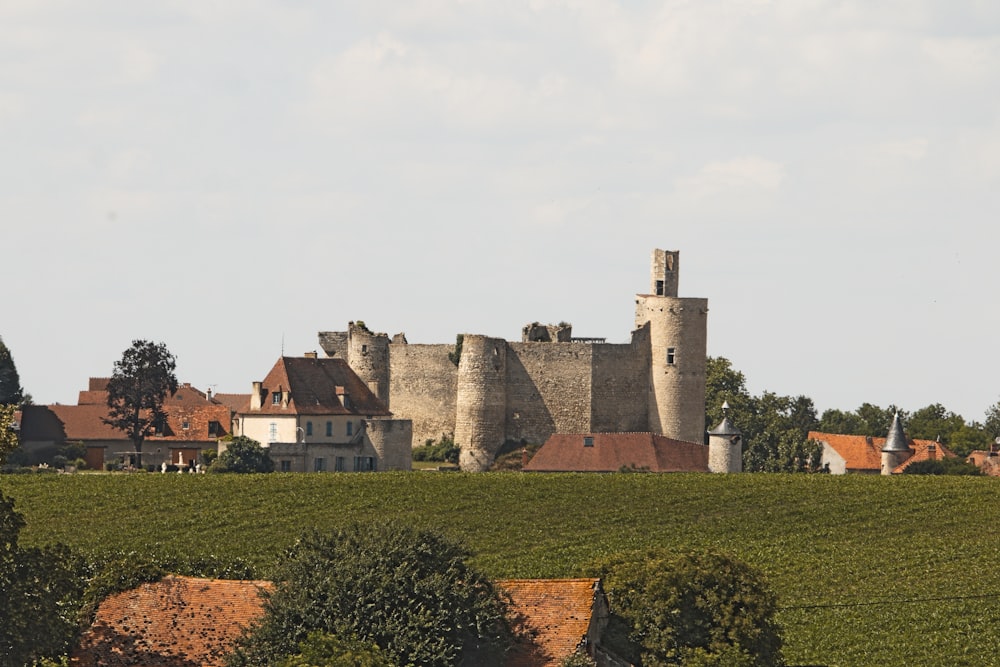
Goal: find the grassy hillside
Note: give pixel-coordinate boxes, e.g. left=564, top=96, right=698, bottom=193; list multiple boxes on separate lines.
left=3, top=472, right=1000, bottom=666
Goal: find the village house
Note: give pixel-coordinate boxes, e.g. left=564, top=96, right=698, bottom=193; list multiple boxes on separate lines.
left=71, top=576, right=626, bottom=667
left=234, top=354, right=412, bottom=472
left=809, top=413, right=956, bottom=475
left=16, top=378, right=230, bottom=470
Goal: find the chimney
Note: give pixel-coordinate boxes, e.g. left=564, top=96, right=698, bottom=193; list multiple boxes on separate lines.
left=928, top=443, right=937, bottom=460
left=250, top=382, right=263, bottom=410
left=304, top=351, right=318, bottom=359
left=206, top=387, right=213, bottom=400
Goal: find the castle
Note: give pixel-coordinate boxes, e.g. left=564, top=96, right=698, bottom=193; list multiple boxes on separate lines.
left=318, top=249, right=708, bottom=472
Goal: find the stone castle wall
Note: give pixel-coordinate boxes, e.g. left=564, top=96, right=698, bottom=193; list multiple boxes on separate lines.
left=505, top=342, right=595, bottom=444
left=455, top=335, right=507, bottom=472
left=388, top=343, right=457, bottom=446
left=589, top=331, right=651, bottom=433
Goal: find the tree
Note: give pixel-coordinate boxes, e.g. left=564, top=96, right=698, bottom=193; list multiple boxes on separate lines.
left=0, top=491, right=85, bottom=666
left=0, top=337, right=23, bottom=406
left=228, top=522, right=512, bottom=667
left=0, top=404, right=18, bottom=465
left=210, top=436, right=274, bottom=473
left=104, top=340, right=178, bottom=467
left=598, top=550, right=783, bottom=667
left=906, top=403, right=965, bottom=445
left=277, top=632, right=392, bottom=667
left=984, top=400, right=1000, bottom=440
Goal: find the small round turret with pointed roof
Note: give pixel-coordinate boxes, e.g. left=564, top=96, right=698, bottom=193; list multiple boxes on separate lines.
left=881, top=412, right=912, bottom=475
left=708, top=402, right=743, bottom=473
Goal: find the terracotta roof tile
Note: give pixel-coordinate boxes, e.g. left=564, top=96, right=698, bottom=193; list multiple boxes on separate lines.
left=240, top=357, right=390, bottom=417
left=524, top=432, right=708, bottom=472
left=71, top=576, right=272, bottom=667
left=499, top=578, right=601, bottom=667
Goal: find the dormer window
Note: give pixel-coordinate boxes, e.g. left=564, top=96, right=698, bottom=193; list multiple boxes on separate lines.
left=272, top=393, right=281, bottom=405
left=584, top=436, right=594, bottom=447
left=182, top=421, right=189, bottom=430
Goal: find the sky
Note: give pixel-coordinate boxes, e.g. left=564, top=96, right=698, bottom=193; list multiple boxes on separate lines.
left=2, top=1, right=999, bottom=423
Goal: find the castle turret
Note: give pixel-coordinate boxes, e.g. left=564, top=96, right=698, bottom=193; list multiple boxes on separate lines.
left=881, top=412, right=911, bottom=475
left=455, top=335, right=507, bottom=472
left=347, top=322, right=390, bottom=406
left=708, top=402, right=743, bottom=473
left=635, top=249, right=708, bottom=444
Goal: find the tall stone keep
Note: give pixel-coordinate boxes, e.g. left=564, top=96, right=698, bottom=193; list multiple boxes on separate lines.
left=635, top=249, right=708, bottom=444
left=455, top=335, right=507, bottom=472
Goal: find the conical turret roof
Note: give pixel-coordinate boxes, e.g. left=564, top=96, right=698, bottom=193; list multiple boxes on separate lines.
left=882, top=412, right=910, bottom=452
left=707, top=402, right=742, bottom=436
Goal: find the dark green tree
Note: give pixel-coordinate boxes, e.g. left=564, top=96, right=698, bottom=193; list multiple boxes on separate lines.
left=597, top=550, right=783, bottom=666
left=984, top=400, right=1000, bottom=440
left=104, top=340, right=178, bottom=467
left=277, top=632, right=392, bottom=667
left=706, top=359, right=821, bottom=472
left=210, top=436, right=274, bottom=474
left=228, top=522, right=512, bottom=667
left=0, top=337, right=23, bottom=406
left=0, top=404, right=17, bottom=465
left=906, top=403, right=965, bottom=445
left=0, top=492, right=86, bottom=666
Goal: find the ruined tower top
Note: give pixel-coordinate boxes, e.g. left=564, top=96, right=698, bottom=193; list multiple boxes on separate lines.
left=650, top=249, right=679, bottom=297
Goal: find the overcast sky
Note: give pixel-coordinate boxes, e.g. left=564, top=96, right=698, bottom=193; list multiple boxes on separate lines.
left=3, top=1, right=999, bottom=424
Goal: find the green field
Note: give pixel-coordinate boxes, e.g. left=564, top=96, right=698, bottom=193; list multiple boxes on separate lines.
left=3, top=472, right=1000, bottom=666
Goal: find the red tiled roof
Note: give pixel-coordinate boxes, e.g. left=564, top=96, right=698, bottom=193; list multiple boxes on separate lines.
left=808, top=431, right=956, bottom=473
left=499, top=578, right=602, bottom=667
left=524, top=432, right=708, bottom=472
left=71, top=576, right=273, bottom=667
left=20, top=383, right=232, bottom=444
left=212, top=393, right=250, bottom=412
left=73, top=577, right=607, bottom=667
left=241, top=357, right=390, bottom=417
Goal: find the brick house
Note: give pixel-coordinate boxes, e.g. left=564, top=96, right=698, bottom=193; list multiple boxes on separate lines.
left=234, top=355, right=412, bottom=472
left=17, top=379, right=231, bottom=470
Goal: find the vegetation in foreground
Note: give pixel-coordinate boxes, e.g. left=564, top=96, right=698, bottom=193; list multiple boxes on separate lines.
left=3, top=473, right=1000, bottom=665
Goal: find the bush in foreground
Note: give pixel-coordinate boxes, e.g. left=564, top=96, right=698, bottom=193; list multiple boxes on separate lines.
left=228, top=522, right=512, bottom=667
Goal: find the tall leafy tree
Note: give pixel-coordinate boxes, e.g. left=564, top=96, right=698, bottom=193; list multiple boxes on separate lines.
left=705, top=358, right=821, bottom=472
left=228, top=522, right=512, bottom=667
left=0, top=337, right=23, bottom=406
left=104, top=340, right=178, bottom=467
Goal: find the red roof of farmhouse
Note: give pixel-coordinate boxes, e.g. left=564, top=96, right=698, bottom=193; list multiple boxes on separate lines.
left=808, top=431, right=956, bottom=473
left=524, top=432, right=709, bottom=472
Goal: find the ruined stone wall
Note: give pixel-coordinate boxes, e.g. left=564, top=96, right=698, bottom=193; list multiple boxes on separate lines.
left=347, top=324, right=391, bottom=404
left=505, top=342, right=594, bottom=444
left=589, top=335, right=650, bottom=434
left=318, top=332, right=348, bottom=359
left=388, top=343, right=457, bottom=446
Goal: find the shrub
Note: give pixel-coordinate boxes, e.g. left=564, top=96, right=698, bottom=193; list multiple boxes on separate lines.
left=227, top=522, right=511, bottom=666
left=412, top=435, right=459, bottom=464
left=210, top=436, right=274, bottom=474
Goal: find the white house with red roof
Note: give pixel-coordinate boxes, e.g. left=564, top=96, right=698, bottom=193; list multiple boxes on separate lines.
left=234, top=354, right=412, bottom=472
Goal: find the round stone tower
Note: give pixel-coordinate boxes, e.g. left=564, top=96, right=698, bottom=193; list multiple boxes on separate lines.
left=454, top=335, right=507, bottom=472
left=347, top=321, right=391, bottom=405
left=635, top=249, right=708, bottom=444
left=881, top=412, right=911, bottom=475
left=708, top=403, right=743, bottom=473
